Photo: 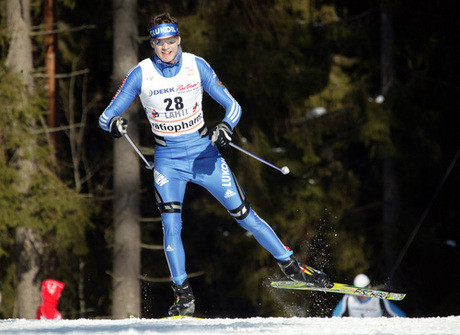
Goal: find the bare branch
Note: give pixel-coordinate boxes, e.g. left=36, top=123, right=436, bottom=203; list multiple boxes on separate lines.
left=140, top=243, right=163, bottom=250
left=32, top=68, right=89, bottom=79
left=29, top=24, right=96, bottom=36
left=31, top=123, right=85, bottom=134
left=138, top=271, right=205, bottom=283
left=138, top=217, right=162, bottom=223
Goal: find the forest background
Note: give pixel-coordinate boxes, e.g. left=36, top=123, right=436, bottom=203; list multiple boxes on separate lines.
left=0, top=0, right=458, bottom=319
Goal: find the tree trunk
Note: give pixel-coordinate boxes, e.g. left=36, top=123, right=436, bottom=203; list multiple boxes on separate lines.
left=380, top=10, right=395, bottom=97
left=44, top=0, right=58, bottom=154
left=380, top=8, right=400, bottom=283
left=15, top=227, right=43, bottom=318
left=382, top=157, right=400, bottom=278
left=6, top=0, right=43, bottom=319
left=111, top=0, right=141, bottom=318
left=6, top=0, right=34, bottom=90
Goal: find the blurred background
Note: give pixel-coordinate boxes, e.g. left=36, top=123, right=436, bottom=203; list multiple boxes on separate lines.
left=0, top=0, right=458, bottom=319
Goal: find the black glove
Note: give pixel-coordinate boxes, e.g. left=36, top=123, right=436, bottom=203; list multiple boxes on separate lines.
left=209, top=122, right=233, bottom=148
left=109, top=116, right=128, bottom=138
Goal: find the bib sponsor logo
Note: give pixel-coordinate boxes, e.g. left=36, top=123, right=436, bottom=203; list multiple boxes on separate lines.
left=164, top=109, right=190, bottom=119
left=176, top=82, right=200, bottom=92
left=185, top=66, right=195, bottom=76
left=148, top=87, right=175, bottom=96
left=162, top=103, right=199, bottom=120
left=146, top=108, right=159, bottom=120
left=151, top=113, right=203, bottom=134
left=147, top=84, right=197, bottom=96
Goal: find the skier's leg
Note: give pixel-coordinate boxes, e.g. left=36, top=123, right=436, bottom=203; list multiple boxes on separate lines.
left=153, top=168, right=188, bottom=286
left=154, top=171, right=196, bottom=316
left=160, top=211, right=187, bottom=284
left=194, top=154, right=331, bottom=288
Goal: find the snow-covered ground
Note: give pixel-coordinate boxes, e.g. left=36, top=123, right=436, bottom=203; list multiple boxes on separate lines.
left=1, top=316, right=458, bottom=335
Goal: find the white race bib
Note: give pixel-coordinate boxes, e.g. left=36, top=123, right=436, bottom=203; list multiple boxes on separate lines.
left=138, top=53, right=204, bottom=137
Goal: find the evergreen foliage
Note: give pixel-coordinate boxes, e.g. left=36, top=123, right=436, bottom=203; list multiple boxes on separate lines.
left=0, top=66, right=90, bottom=249
left=0, top=46, right=93, bottom=319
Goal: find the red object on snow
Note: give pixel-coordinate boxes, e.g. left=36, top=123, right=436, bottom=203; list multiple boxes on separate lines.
left=36, top=279, right=65, bottom=320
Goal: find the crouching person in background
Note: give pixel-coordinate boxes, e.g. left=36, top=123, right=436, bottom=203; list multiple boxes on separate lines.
left=36, top=279, right=65, bottom=320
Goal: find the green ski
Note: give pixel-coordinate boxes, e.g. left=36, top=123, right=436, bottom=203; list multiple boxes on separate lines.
left=270, top=281, right=406, bottom=301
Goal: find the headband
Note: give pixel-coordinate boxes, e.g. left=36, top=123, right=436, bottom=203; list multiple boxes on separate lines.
left=149, top=23, right=179, bottom=39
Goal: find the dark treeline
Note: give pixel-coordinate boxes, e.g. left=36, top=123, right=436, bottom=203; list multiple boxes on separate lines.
left=0, top=0, right=458, bottom=319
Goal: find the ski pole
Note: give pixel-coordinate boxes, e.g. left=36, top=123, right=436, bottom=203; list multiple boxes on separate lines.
left=124, top=133, right=154, bottom=170
left=229, top=142, right=290, bottom=175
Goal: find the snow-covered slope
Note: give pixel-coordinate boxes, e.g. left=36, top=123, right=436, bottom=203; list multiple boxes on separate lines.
left=1, top=316, right=459, bottom=335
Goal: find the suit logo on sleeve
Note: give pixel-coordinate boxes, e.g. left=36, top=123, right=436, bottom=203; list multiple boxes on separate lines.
left=216, top=78, right=226, bottom=88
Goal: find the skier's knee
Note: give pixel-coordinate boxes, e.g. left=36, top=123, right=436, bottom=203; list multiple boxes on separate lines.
left=153, top=186, right=181, bottom=214
left=157, top=201, right=182, bottom=214
left=228, top=200, right=251, bottom=221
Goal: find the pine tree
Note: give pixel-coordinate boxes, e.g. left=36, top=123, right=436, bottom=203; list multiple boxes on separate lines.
left=111, top=0, right=141, bottom=319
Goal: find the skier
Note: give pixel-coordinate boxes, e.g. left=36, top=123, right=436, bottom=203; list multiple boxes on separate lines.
left=332, top=274, right=406, bottom=317
left=36, top=279, right=65, bottom=320
left=99, top=12, right=331, bottom=316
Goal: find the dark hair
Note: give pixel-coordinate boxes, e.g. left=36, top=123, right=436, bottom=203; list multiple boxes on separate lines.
left=148, top=13, right=178, bottom=30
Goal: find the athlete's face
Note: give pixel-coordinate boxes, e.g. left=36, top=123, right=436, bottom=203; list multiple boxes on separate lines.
left=151, top=35, right=181, bottom=63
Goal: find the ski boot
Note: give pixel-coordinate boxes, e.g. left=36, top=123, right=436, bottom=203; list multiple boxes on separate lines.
left=168, top=279, right=195, bottom=316
left=277, top=255, right=332, bottom=288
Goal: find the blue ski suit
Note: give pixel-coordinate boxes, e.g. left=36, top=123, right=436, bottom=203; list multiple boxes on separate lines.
left=99, top=48, right=292, bottom=285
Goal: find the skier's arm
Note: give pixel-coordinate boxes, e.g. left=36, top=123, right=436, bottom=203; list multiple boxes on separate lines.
left=383, top=300, right=406, bottom=317
left=332, top=297, right=347, bottom=317
left=98, top=65, right=142, bottom=131
left=195, top=57, right=241, bottom=130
